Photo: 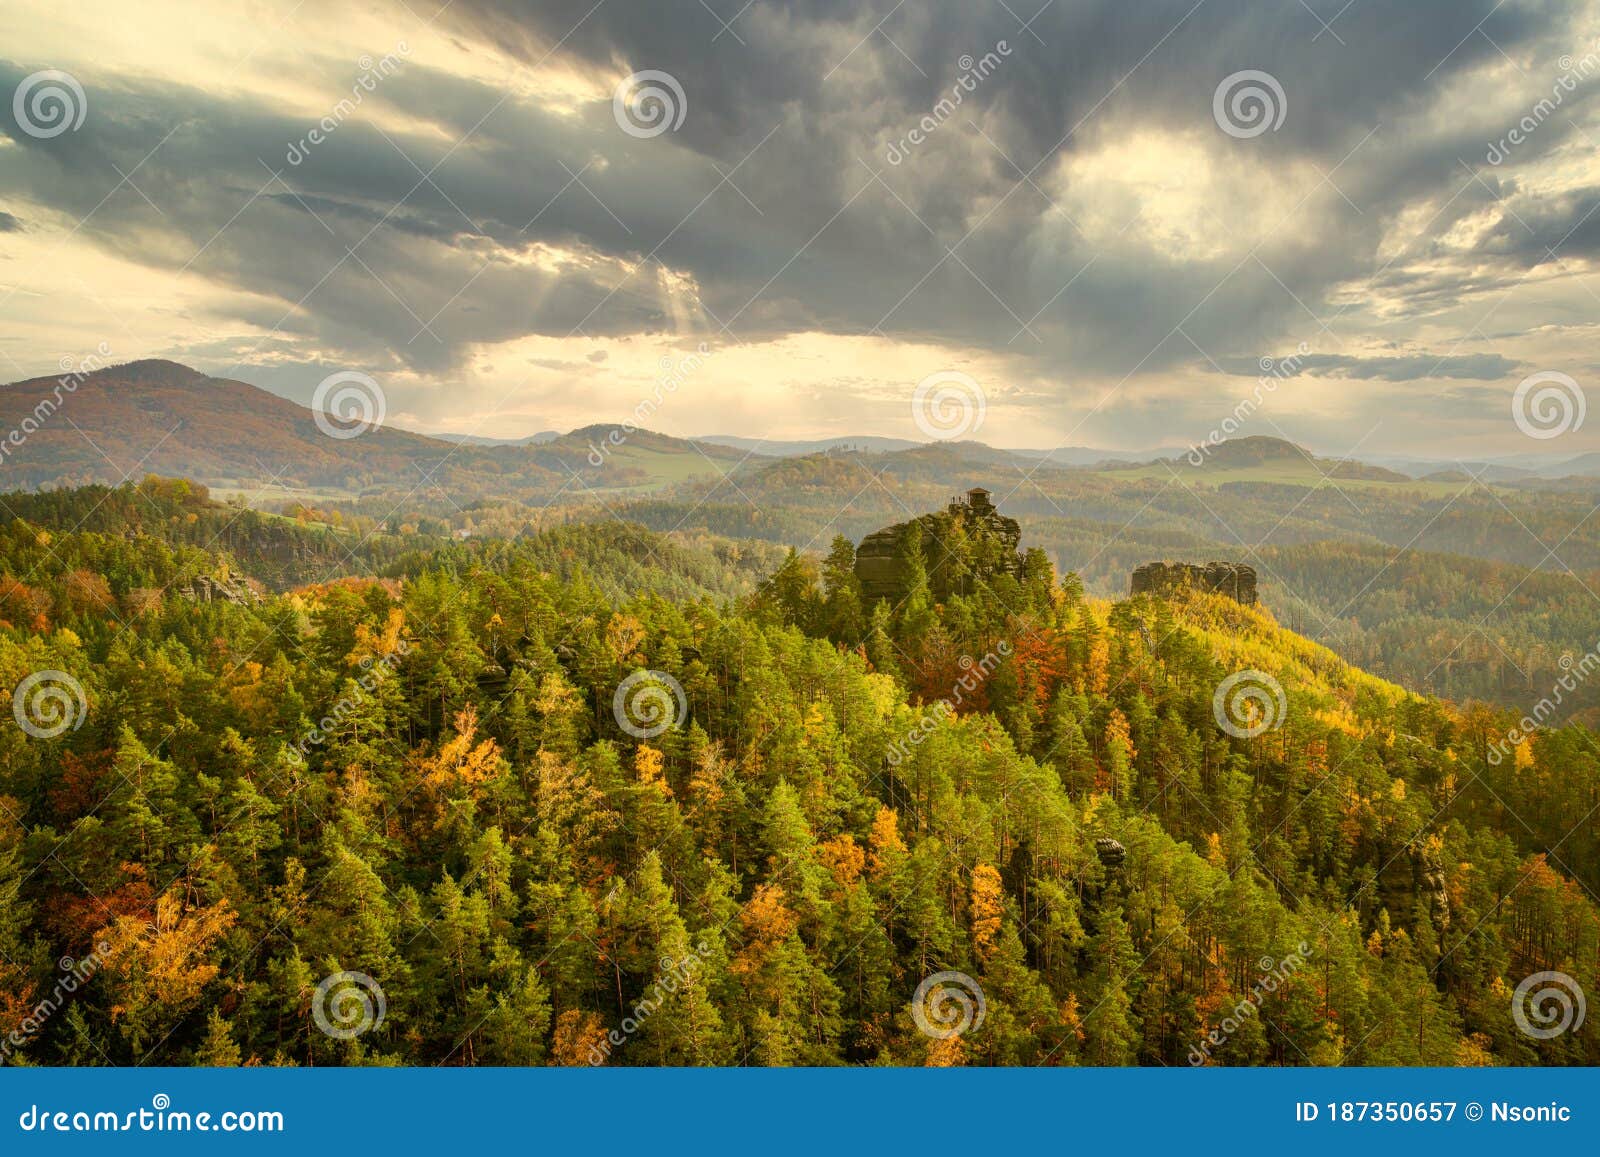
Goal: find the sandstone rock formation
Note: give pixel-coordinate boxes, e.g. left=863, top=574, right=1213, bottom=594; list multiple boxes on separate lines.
left=855, top=487, right=1023, bottom=602
left=1130, top=561, right=1257, bottom=606
left=177, top=574, right=263, bottom=606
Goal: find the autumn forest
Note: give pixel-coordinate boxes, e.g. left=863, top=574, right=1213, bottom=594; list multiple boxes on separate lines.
left=0, top=477, right=1594, bottom=1068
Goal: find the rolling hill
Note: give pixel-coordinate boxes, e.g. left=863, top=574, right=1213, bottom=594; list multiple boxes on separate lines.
left=1108, top=434, right=1417, bottom=485
left=0, top=359, right=476, bottom=492
left=0, top=361, right=746, bottom=498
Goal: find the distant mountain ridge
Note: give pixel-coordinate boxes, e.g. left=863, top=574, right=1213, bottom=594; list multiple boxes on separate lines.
left=0, top=360, right=1169, bottom=497
left=698, top=434, right=1172, bottom=466
left=0, top=361, right=742, bottom=496
left=698, top=434, right=922, bottom=456
left=434, top=430, right=562, bottom=447
left=0, top=359, right=477, bottom=492
left=1169, top=434, right=1413, bottom=481
left=6, top=360, right=1600, bottom=499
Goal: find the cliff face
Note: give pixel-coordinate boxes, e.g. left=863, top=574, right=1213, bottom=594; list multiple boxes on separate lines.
left=853, top=530, right=906, bottom=602
left=177, top=574, right=263, bottom=606
left=855, top=488, right=1023, bottom=602
left=1130, top=561, right=1257, bottom=606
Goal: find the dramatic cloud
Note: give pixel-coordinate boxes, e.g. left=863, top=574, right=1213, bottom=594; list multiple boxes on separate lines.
left=0, top=0, right=1597, bottom=455
left=1211, top=352, right=1524, bottom=381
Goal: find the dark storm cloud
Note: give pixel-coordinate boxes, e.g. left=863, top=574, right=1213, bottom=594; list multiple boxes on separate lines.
left=426, top=0, right=1563, bottom=369
left=0, top=209, right=22, bottom=232
left=1476, top=185, right=1600, bottom=263
left=0, top=0, right=1592, bottom=382
left=0, top=56, right=704, bottom=370
left=441, top=0, right=1543, bottom=158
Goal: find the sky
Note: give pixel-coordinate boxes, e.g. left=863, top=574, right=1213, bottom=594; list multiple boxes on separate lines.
left=1, top=0, right=1599, bottom=458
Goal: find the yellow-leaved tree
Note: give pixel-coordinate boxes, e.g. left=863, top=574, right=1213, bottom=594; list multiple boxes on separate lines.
left=971, top=863, right=1003, bottom=964
left=98, top=890, right=237, bottom=1061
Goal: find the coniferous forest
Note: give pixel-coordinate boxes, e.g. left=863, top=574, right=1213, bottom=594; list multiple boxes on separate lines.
left=12, top=16, right=1600, bottom=1157
left=1, top=478, right=1595, bottom=1067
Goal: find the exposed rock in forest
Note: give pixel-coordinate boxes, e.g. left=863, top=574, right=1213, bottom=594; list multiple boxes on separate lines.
left=1094, top=837, right=1126, bottom=868
left=177, top=574, right=262, bottom=606
left=1130, top=561, right=1257, bottom=606
left=854, top=487, right=1023, bottom=602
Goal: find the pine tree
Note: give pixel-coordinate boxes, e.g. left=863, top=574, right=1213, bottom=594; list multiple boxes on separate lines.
left=821, top=536, right=865, bottom=643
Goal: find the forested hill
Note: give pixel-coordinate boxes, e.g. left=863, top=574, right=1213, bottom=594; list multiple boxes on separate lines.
left=0, top=478, right=784, bottom=601
left=0, top=361, right=746, bottom=496
left=0, top=360, right=486, bottom=493
left=0, top=477, right=427, bottom=590
left=1, top=480, right=1595, bottom=1067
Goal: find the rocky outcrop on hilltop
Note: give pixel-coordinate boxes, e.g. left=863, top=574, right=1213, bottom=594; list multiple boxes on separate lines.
left=1130, top=561, right=1257, bottom=606
left=855, top=487, right=1023, bottom=602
